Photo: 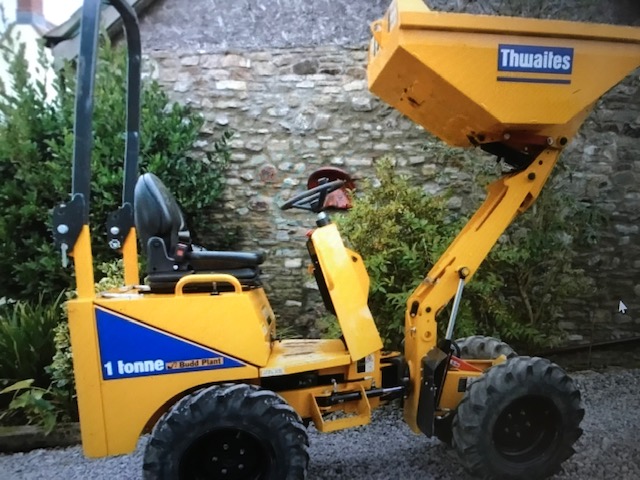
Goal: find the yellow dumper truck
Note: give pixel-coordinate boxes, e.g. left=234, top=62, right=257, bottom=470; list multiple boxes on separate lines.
left=52, top=0, right=640, bottom=478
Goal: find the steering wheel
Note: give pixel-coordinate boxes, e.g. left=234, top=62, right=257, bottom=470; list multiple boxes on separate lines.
left=280, top=179, right=345, bottom=212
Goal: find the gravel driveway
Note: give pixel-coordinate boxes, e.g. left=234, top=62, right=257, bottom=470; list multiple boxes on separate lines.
left=1, top=368, right=639, bottom=480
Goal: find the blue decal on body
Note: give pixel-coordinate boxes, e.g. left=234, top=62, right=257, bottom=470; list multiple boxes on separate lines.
left=497, top=44, right=574, bottom=84
left=96, top=308, right=245, bottom=380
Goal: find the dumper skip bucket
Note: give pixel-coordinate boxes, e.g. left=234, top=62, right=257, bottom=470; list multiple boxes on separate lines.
left=368, top=0, right=640, bottom=147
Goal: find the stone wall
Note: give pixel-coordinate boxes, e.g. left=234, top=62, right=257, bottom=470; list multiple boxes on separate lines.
left=145, top=46, right=437, bottom=333
left=137, top=0, right=640, bottom=343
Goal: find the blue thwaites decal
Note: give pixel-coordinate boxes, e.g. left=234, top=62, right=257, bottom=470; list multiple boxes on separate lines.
left=497, top=44, right=574, bottom=84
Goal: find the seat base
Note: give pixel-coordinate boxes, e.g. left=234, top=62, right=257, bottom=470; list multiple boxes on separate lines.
left=146, top=268, right=262, bottom=294
left=187, top=248, right=265, bottom=271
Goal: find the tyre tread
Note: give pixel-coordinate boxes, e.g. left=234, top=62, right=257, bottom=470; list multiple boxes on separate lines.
left=142, top=383, right=309, bottom=480
left=452, top=356, right=584, bottom=480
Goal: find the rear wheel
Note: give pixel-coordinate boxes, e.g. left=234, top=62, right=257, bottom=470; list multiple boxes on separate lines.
left=455, top=335, right=517, bottom=360
left=452, top=356, right=584, bottom=479
left=434, top=336, right=516, bottom=445
left=143, top=383, right=309, bottom=480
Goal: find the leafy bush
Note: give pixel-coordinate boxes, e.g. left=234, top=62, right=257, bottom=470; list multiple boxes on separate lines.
left=0, top=293, right=64, bottom=386
left=337, top=159, right=598, bottom=351
left=0, top=293, right=66, bottom=427
left=467, top=182, right=599, bottom=350
left=46, top=320, right=75, bottom=418
left=0, top=34, right=231, bottom=302
left=336, top=159, right=460, bottom=347
left=0, top=379, right=59, bottom=433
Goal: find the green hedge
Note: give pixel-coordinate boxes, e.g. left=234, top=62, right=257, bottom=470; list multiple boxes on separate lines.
left=0, top=34, right=230, bottom=302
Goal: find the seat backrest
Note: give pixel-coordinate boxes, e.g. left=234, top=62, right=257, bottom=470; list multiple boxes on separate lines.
left=134, top=173, right=183, bottom=253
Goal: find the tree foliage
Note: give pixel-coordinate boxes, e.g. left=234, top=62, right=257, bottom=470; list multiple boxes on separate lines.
left=0, top=34, right=230, bottom=301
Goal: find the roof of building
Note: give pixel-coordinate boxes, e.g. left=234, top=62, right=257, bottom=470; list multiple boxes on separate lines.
left=43, top=0, right=158, bottom=61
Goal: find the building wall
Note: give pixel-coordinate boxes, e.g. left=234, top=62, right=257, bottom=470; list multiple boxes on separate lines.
left=138, top=0, right=640, bottom=343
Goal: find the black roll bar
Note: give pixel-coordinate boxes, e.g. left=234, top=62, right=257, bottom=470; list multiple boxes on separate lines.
left=71, top=0, right=102, bottom=220
left=53, top=0, right=142, bottom=254
left=111, top=0, right=141, bottom=208
left=106, top=0, right=141, bottom=249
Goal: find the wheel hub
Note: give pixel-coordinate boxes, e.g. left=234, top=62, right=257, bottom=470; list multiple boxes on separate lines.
left=182, top=428, right=270, bottom=480
left=493, top=395, right=561, bottom=463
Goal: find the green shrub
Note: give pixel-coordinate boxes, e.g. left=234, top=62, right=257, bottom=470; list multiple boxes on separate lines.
left=337, top=158, right=599, bottom=351
left=0, top=379, right=59, bottom=433
left=467, top=177, right=600, bottom=350
left=46, top=317, right=80, bottom=402
left=0, top=293, right=64, bottom=386
left=0, top=292, right=67, bottom=430
left=0, top=34, right=231, bottom=302
left=336, top=158, right=461, bottom=348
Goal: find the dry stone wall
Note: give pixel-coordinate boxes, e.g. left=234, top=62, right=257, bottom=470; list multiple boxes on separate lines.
left=138, top=0, right=640, bottom=343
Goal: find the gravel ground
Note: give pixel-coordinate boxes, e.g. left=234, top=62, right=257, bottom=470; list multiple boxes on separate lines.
left=1, top=367, right=639, bottom=480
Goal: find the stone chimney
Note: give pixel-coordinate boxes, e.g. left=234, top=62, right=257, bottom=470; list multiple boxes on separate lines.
left=16, top=0, right=47, bottom=28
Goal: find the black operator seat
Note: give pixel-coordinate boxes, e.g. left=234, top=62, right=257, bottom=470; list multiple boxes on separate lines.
left=134, top=172, right=265, bottom=292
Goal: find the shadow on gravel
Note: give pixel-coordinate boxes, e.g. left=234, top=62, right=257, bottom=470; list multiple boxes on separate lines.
left=306, top=406, right=474, bottom=480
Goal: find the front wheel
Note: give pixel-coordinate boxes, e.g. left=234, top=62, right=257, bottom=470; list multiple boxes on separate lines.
left=452, top=356, right=584, bottom=479
left=143, top=383, right=309, bottom=480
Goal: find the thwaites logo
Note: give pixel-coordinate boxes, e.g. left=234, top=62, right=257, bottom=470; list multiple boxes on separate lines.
left=95, top=307, right=245, bottom=380
left=497, top=44, right=574, bottom=84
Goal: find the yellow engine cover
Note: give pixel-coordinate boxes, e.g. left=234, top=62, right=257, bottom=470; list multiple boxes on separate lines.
left=311, top=223, right=383, bottom=361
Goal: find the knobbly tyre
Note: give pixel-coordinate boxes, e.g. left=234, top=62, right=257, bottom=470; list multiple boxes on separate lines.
left=52, top=0, right=640, bottom=478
